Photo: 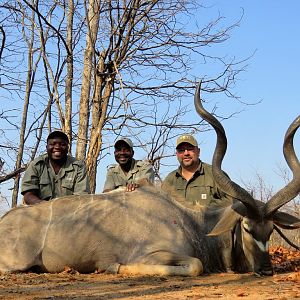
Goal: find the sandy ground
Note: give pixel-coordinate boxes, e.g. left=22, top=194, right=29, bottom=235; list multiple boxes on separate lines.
left=0, top=247, right=299, bottom=300
left=0, top=271, right=299, bottom=300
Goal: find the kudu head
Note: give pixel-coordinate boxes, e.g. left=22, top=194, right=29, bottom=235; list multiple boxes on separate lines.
left=194, top=82, right=300, bottom=275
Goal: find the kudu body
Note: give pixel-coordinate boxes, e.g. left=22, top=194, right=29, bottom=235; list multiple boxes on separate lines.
left=0, top=83, right=298, bottom=276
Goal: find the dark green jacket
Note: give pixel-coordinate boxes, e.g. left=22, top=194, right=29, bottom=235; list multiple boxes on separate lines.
left=21, top=154, right=90, bottom=200
left=162, top=161, right=231, bottom=206
left=103, top=159, right=154, bottom=191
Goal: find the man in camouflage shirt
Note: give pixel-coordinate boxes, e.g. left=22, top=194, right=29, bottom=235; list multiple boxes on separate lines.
left=21, top=131, right=90, bottom=205
left=103, top=137, right=154, bottom=192
left=162, top=134, right=231, bottom=207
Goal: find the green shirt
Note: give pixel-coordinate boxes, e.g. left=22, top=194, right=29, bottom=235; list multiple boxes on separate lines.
left=162, top=161, right=230, bottom=207
left=21, top=154, right=90, bottom=200
left=103, top=159, right=154, bottom=191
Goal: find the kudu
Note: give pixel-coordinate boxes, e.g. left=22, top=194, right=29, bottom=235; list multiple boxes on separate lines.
left=0, top=83, right=298, bottom=276
left=194, top=81, right=300, bottom=275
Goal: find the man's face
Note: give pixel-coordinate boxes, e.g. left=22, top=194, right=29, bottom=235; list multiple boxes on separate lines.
left=46, top=138, right=69, bottom=162
left=176, top=142, right=200, bottom=169
left=114, top=142, right=134, bottom=166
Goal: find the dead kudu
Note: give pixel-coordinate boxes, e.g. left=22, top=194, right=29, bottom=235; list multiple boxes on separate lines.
left=0, top=85, right=299, bottom=276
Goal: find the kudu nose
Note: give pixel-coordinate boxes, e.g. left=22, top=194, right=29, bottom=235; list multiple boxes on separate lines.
left=256, top=263, right=274, bottom=276
left=258, top=268, right=273, bottom=276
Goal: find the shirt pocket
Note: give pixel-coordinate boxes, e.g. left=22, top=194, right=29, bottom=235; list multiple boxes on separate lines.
left=189, top=183, right=212, bottom=206
left=61, top=176, right=75, bottom=195
left=113, top=174, right=127, bottom=188
left=39, top=176, right=52, bottom=200
left=174, top=185, right=186, bottom=194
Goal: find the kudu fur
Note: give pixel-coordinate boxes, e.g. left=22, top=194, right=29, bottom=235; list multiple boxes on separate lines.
left=0, top=83, right=298, bottom=276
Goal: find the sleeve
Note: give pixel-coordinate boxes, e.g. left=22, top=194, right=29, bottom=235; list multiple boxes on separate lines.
left=161, top=172, right=174, bottom=192
left=135, top=162, right=155, bottom=184
left=141, top=163, right=155, bottom=184
left=103, top=167, right=116, bottom=192
left=21, top=162, right=40, bottom=194
left=73, top=162, right=91, bottom=195
left=161, top=172, right=183, bottom=202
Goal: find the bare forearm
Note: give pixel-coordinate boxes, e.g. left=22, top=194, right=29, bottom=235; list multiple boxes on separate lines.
left=23, top=191, right=43, bottom=205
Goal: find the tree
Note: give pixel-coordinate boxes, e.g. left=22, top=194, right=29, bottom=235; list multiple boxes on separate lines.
left=0, top=0, right=246, bottom=205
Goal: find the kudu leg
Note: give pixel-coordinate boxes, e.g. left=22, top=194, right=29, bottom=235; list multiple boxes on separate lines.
left=106, top=251, right=203, bottom=276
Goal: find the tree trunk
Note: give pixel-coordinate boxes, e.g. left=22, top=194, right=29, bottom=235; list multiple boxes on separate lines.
left=11, top=6, right=36, bottom=207
left=86, top=65, right=115, bottom=192
left=65, top=0, right=74, bottom=150
left=76, top=0, right=100, bottom=160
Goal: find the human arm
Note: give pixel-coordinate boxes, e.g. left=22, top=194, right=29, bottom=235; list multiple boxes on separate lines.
left=21, top=161, right=44, bottom=205
left=103, top=167, right=116, bottom=193
left=161, top=172, right=174, bottom=193
left=23, top=190, right=43, bottom=205
left=138, top=163, right=155, bottom=184
left=125, top=178, right=149, bottom=191
left=126, top=163, right=155, bottom=192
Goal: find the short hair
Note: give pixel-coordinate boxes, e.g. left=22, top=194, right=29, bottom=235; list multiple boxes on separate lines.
left=47, top=131, right=69, bottom=143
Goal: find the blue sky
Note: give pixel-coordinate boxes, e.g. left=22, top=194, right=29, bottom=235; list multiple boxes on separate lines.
left=192, top=1, right=300, bottom=193
left=93, top=1, right=300, bottom=195
left=0, top=1, right=299, bottom=206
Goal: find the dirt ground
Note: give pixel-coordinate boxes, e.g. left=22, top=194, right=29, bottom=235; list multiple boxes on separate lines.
left=0, top=271, right=300, bottom=300
left=0, top=247, right=299, bottom=300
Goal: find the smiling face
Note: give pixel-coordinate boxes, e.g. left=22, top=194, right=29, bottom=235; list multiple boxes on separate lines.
left=114, top=141, right=134, bottom=170
left=46, top=137, right=69, bottom=164
left=176, top=142, right=200, bottom=170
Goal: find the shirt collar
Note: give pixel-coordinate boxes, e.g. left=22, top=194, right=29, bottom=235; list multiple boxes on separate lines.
left=115, top=158, right=137, bottom=174
left=46, top=155, right=73, bottom=177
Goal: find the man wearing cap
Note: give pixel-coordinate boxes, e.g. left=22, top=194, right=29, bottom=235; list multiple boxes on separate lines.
left=103, top=137, right=155, bottom=192
left=21, top=130, right=91, bottom=205
left=162, top=134, right=231, bottom=206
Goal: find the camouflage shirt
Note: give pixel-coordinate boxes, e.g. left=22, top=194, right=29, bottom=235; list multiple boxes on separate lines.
left=162, top=161, right=231, bottom=207
left=21, top=154, right=90, bottom=200
left=103, top=159, right=154, bottom=191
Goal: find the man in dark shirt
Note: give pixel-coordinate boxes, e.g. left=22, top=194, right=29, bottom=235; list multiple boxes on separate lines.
left=103, top=137, right=154, bottom=192
left=21, top=131, right=90, bottom=205
left=162, top=134, right=231, bottom=207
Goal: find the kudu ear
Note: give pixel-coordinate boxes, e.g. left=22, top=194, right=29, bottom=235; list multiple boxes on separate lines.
left=207, top=206, right=241, bottom=236
left=273, top=211, right=300, bottom=229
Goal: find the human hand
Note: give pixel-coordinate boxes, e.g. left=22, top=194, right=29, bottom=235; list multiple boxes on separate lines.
left=23, top=190, right=43, bottom=205
left=126, top=183, right=138, bottom=192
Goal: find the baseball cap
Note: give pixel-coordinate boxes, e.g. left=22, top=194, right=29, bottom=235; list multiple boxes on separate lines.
left=114, top=137, right=133, bottom=148
left=176, top=134, right=198, bottom=148
left=47, top=130, right=69, bottom=143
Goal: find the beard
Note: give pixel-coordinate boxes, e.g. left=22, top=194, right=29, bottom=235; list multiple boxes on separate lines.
left=179, top=155, right=198, bottom=169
